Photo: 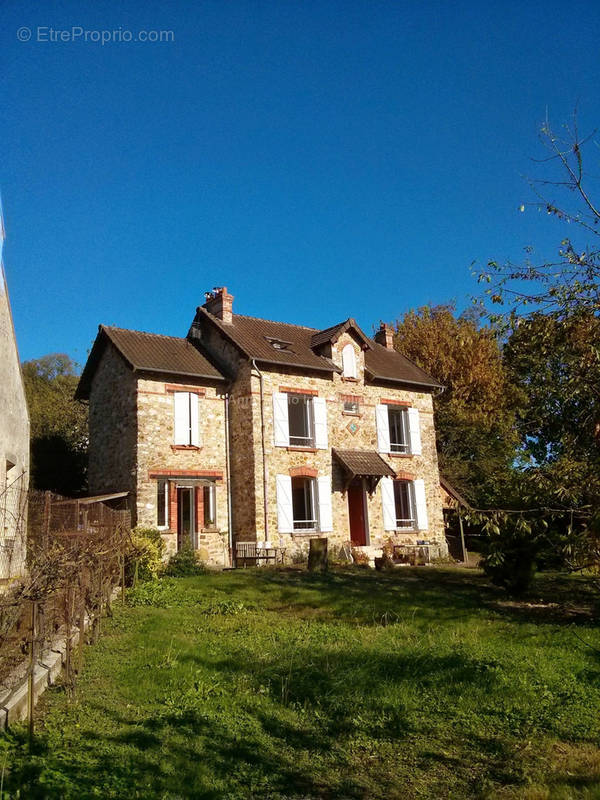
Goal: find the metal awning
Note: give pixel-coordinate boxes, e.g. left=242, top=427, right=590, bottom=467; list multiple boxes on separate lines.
left=333, top=449, right=396, bottom=493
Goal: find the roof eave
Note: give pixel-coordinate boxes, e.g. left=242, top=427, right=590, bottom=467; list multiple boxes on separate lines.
left=365, top=370, right=444, bottom=390
left=133, top=366, right=226, bottom=382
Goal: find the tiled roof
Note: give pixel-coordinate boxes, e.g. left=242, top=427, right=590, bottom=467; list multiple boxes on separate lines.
left=364, top=340, right=443, bottom=388
left=333, top=449, right=396, bottom=478
left=76, top=325, right=226, bottom=399
left=199, top=308, right=442, bottom=387
left=196, top=309, right=341, bottom=373
left=310, top=318, right=372, bottom=350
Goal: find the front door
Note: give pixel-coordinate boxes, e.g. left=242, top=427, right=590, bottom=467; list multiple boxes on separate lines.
left=177, top=487, right=195, bottom=550
left=348, top=480, right=368, bottom=546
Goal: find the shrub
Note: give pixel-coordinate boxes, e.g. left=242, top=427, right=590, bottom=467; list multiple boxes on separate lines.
left=164, top=544, right=206, bottom=577
left=126, top=527, right=165, bottom=584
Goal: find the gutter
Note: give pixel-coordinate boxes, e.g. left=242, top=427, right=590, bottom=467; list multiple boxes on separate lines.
left=251, top=359, right=269, bottom=544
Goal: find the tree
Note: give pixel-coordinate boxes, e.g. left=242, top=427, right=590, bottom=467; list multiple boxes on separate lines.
left=473, top=112, right=600, bottom=589
left=392, top=305, right=522, bottom=507
left=22, top=354, right=88, bottom=495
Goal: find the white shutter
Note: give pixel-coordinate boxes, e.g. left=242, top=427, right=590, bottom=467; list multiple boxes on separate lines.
left=381, top=477, right=396, bottom=530
left=376, top=404, right=390, bottom=453
left=174, top=392, right=190, bottom=445
left=190, top=393, right=200, bottom=446
left=408, top=407, right=422, bottom=455
left=413, top=479, right=428, bottom=531
left=313, top=397, right=328, bottom=449
left=342, top=344, right=357, bottom=378
left=276, top=474, right=294, bottom=533
left=273, top=393, right=289, bottom=447
left=317, top=475, right=333, bottom=532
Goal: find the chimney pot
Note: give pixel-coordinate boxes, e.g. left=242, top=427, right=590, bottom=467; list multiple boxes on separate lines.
left=203, top=286, right=234, bottom=324
left=375, top=323, right=394, bottom=350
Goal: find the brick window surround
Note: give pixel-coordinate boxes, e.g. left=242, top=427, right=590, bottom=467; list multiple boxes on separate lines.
left=289, top=466, right=318, bottom=478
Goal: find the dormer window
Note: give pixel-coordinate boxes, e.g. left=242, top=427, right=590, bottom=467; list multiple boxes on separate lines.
left=265, top=337, right=292, bottom=351
left=342, top=343, right=357, bottom=379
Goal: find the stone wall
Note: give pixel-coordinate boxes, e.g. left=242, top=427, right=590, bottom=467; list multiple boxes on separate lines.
left=0, top=266, right=29, bottom=580
left=135, top=373, right=230, bottom=566
left=224, top=329, right=446, bottom=562
left=87, top=343, right=138, bottom=498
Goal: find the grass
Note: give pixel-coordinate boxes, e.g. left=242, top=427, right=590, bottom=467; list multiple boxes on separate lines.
left=2, top=566, right=600, bottom=799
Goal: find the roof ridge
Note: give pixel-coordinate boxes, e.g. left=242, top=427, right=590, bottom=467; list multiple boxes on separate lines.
left=102, top=325, right=189, bottom=343
left=232, top=313, right=319, bottom=331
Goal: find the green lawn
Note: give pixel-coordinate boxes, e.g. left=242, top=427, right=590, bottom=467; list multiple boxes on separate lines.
left=2, top=567, right=600, bottom=799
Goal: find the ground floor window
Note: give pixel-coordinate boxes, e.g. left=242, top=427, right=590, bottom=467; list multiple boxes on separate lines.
left=291, top=476, right=317, bottom=531
left=156, top=479, right=168, bottom=528
left=393, top=480, right=416, bottom=528
left=203, top=483, right=216, bottom=528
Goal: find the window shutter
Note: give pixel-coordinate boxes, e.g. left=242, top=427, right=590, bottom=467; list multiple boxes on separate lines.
left=276, top=474, right=294, bottom=533
left=174, top=392, right=190, bottom=445
left=317, top=475, right=333, bottom=532
left=376, top=404, right=390, bottom=453
left=407, top=407, right=422, bottom=455
left=413, top=479, right=428, bottom=530
left=313, top=397, right=328, bottom=449
left=190, top=393, right=200, bottom=446
left=273, top=392, right=289, bottom=447
left=342, top=344, right=357, bottom=378
left=381, top=477, right=396, bottom=530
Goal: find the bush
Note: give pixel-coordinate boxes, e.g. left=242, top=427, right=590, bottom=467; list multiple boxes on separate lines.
left=164, top=544, right=206, bottom=577
left=126, top=527, right=165, bottom=584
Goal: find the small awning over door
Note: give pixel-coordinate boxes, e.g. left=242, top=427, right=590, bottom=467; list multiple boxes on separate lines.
left=333, top=449, right=396, bottom=493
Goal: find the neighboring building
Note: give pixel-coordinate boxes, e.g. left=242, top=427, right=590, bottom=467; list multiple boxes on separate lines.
left=0, top=208, right=29, bottom=582
left=77, top=287, right=447, bottom=566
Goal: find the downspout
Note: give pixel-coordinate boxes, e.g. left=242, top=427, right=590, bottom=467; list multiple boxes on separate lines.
left=251, top=359, right=269, bottom=543
left=224, top=387, right=234, bottom=566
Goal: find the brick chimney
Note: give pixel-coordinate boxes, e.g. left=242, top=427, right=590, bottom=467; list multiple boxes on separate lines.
left=374, top=323, right=394, bottom=350
left=203, top=287, right=234, bottom=324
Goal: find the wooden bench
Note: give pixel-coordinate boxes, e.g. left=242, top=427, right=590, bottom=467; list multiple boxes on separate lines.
left=235, top=542, right=285, bottom=568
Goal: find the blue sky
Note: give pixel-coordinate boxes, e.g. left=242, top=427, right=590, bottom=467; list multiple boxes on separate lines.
left=2, top=0, right=600, bottom=365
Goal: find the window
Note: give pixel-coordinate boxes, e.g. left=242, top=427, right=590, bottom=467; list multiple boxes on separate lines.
left=291, top=476, right=317, bottom=531
left=381, top=477, right=428, bottom=531
left=388, top=407, right=410, bottom=453
left=174, top=392, right=200, bottom=446
left=157, top=480, right=168, bottom=528
left=287, top=394, right=314, bottom=447
left=273, top=392, right=328, bottom=449
left=343, top=398, right=360, bottom=415
left=376, top=404, right=421, bottom=455
left=203, top=484, right=216, bottom=528
left=342, top=344, right=357, bottom=378
left=393, top=480, right=416, bottom=528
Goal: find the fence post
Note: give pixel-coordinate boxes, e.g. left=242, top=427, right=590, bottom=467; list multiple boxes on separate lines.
left=27, top=599, right=37, bottom=742
left=459, top=511, right=468, bottom=565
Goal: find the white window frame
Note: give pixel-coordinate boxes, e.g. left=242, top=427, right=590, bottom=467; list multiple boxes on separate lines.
left=202, top=483, right=217, bottom=529
left=388, top=406, right=411, bottom=454
left=291, top=475, right=317, bottom=532
left=156, top=479, right=169, bottom=529
left=287, top=394, right=315, bottom=448
left=393, top=479, right=416, bottom=528
left=376, top=404, right=421, bottom=455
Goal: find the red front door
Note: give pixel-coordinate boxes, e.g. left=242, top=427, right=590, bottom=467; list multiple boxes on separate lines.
left=348, top=480, right=367, bottom=545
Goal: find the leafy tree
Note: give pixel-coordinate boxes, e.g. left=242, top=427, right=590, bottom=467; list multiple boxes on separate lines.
left=392, top=305, right=522, bottom=506
left=473, top=112, right=600, bottom=588
left=22, top=354, right=88, bottom=495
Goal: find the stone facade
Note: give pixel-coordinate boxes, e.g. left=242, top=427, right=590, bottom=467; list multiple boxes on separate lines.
left=224, top=331, right=446, bottom=563
left=82, top=289, right=447, bottom=569
left=0, top=262, right=29, bottom=582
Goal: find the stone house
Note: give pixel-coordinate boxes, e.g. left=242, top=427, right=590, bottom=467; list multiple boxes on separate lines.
left=0, top=217, right=29, bottom=582
left=77, top=287, right=447, bottom=566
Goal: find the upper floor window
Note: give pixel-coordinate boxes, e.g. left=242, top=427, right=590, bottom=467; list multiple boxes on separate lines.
left=376, top=403, right=421, bottom=455
left=288, top=394, right=314, bottom=447
left=388, top=407, right=410, bottom=453
left=174, top=392, right=200, bottom=446
left=273, top=392, right=328, bottom=450
left=343, top=398, right=360, bottom=415
left=342, top=344, right=357, bottom=379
